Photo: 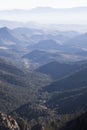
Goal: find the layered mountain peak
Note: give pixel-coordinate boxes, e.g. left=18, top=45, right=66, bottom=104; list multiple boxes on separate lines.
left=0, top=27, right=22, bottom=46
left=0, top=26, right=9, bottom=31
left=0, top=27, right=11, bottom=36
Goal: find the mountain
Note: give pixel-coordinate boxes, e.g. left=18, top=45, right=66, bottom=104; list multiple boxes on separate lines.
left=30, top=7, right=87, bottom=13
left=11, top=103, right=52, bottom=122
left=3, top=7, right=87, bottom=14
left=46, top=86, right=87, bottom=114
left=0, top=27, right=21, bottom=46
left=41, top=65, right=87, bottom=114
left=1, top=111, right=87, bottom=130
left=0, top=58, right=51, bottom=113
left=43, top=66, right=87, bottom=92
left=10, top=101, right=60, bottom=130
left=13, top=27, right=45, bottom=46
left=64, top=33, right=87, bottom=49
left=59, top=112, right=87, bottom=130
left=0, top=27, right=16, bottom=39
left=23, top=50, right=66, bottom=69
left=0, top=7, right=87, bottom=14
left=14, top=28, right=78, bottom=46
left=30, top=7, right=56, bottom=13
left=54, top=32, right=87, bottom=56
left=29, top=39, right=60, bottom=50
left=23, top=49, right=87, bottom=69
left=1, top=7, right=87, bottom=25
left=0, top=26, right=30, bottom=55
left=0, top=27, right=26, bottom=55
left=36, top=61, right=83, bottom=79
left=0, top=27, right=31, bottom=63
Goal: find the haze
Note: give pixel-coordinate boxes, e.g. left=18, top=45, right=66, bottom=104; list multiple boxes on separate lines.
left=0, top=0, right=87, bottom=9
left=0, top=0, right=87, bottom=28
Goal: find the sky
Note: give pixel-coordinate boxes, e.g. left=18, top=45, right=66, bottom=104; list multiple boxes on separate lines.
left=0, top=0, right=87, bottom=10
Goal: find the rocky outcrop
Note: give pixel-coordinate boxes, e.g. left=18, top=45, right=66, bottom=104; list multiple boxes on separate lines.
left=17, top=117, right=28, bottom=130
left=0, top=112, right=20, bottom=130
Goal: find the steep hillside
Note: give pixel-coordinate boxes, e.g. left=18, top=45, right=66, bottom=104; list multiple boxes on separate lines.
left=46, top=86, right=87, bottom=114
left=0, top=58, right=52, bottom=113
left=10, top=103, right=54, bottom=122
left=43, top=66, right=87, bottom=92
left=59, top=112, right=87, bottom=130
left=43, top=66, right=87, bottom=114
left=36, top=61, right=83, bottom=79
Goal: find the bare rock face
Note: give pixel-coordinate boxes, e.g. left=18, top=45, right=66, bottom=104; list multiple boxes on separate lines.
left=17, top=117, right=28, bottom=130
left=0, top=112, right=20, bottom=130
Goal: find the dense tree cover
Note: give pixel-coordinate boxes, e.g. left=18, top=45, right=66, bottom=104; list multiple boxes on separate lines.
left=36, top=61, right=84, bottom=79
left=0, top=57, right=87, bottom=129
left=0, top=58, right=51, bottom=113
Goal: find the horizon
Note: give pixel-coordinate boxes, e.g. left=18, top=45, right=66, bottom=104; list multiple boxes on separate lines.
left=0, top=1, right=87, bottom=26
left=0, top=6, right=87, bottom=11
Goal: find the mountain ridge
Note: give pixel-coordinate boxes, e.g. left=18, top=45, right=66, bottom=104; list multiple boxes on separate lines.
left=1, top=6, right=87, bottom=13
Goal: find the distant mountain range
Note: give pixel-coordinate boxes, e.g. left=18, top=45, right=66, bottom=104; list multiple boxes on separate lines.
left=23, top=50, right=70, bottom=67
left=0, top=7, right=87, bottom=25
left=1, top=7, right=87, bottom=14
left=29, top=39, right=60, bottom=50
left=64, top=32, right=87, bottom=47
left=30, top=7, right=87, bottom=14
left=0, top=27, right=21, bottom=45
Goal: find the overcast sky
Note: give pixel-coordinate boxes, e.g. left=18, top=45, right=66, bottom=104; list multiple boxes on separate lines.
left=0, top=0, right=87, bottom=10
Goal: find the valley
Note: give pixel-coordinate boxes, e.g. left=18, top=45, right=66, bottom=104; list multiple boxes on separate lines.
left=0, top=23, right=87, bottom=130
